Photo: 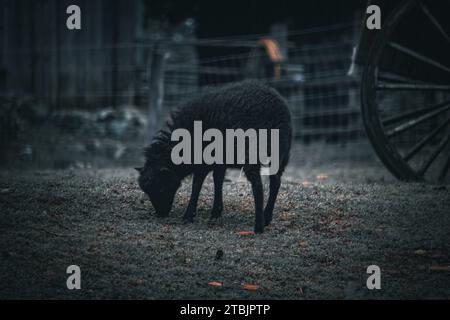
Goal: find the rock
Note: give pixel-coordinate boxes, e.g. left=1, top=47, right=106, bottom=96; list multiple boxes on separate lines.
left=215, top=249, right=224, bottom=260
left=0, top=188, right=11, bottom=194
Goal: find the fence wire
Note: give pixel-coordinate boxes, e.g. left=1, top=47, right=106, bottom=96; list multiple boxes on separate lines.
left=0, top=21, right=391, bottom=181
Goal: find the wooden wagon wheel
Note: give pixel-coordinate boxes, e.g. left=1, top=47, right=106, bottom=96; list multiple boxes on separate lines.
left=361, top=0, right=450, bottom=182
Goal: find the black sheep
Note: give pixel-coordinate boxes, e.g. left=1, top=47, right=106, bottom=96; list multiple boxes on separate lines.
left=136, top=80, right=292, bottom=233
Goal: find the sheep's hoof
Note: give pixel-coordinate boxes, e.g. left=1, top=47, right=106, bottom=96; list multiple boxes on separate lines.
left=210, top=207, right=223, bottom=219
left=208, top=216, right=223, bottom=226
left=254, top=225, right=264, bottom=234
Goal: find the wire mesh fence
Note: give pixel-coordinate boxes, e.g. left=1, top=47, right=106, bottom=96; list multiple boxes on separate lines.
left=0, top=19, right=391, bottom=181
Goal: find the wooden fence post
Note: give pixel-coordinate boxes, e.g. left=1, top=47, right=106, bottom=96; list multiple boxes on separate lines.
left=147, top=43, right=168, bottom=139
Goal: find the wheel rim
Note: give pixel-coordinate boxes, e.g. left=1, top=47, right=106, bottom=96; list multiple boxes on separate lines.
left=361, top=0, right=450, bottom=183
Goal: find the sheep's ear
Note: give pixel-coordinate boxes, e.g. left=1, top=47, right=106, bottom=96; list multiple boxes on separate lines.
left=134, top=167, right=143, bottom=173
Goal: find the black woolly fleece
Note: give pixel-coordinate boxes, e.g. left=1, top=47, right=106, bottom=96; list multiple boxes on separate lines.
left=144, top=80, right=292, bottom=177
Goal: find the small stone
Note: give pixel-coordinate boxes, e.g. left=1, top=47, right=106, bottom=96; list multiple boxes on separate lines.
left=0, top=188, right=11, bottom=194
left=414, top=249, right=426, bottom=255
left=215, top=249, right=224, bottom=260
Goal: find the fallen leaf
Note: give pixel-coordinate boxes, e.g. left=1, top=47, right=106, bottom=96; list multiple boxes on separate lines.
left=242, top=283, right=259, bottom=291
left=208, top=281, right=223, bottom=287
left=299, top=240, right=309, bottom=248
left=237, top=231, right=255, bottom=236
left=414, top=249, right=426, bottom=255
left=430, top=265, right=450, bottom=271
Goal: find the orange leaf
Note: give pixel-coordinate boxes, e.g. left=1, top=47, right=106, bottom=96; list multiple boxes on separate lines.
left=208, top=281, right=223, bottom=287
left=242, top=283, right=259, bottom=291
left=237, top=231, right=255, bottom=236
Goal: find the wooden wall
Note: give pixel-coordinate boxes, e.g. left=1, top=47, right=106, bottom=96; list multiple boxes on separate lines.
left=0, top=0, right=146, bottom=109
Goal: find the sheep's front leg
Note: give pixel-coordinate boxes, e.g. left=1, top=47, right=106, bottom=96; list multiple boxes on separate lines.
left=245, top=167, right=265, bottom=233
left=210, top=167, right=226, bottom=219
left=183, top=171, right=208, bottom=223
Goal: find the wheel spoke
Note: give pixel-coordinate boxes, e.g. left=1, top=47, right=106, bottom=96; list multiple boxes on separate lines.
left=388, top=42, right=450, bottom=75
left=420, top=2, right=450, bottom=45
left=377, top=83, right=450, bottom=91
left=418, top=134, right=450, bottom=176
left=383, top=100, right=450, bottom=126
left=385, top=103, right=450, bottom=137
left=378, top=71, right=429, bottom=85
left=403, top=117, right=450, bottom=161
left=438, top=152, right=450, bottom=182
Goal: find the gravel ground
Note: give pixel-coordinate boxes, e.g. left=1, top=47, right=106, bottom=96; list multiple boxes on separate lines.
left=0, top=167, right=449, bottom=299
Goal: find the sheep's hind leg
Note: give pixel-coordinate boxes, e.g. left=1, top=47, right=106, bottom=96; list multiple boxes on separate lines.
left=210, top=167, right=226, bottom=220
left=263, top=174, right=281, bottom=226
left=183, top=171, right=208, bottom=223
left=244, top=166, right=265, bottom=233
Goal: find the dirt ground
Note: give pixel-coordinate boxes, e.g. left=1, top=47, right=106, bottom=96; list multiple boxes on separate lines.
left=0, top=166, right=449, bottom=299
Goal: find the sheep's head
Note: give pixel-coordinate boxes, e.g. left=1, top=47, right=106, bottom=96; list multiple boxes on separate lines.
left=136, top=165, right=180, bottom=217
